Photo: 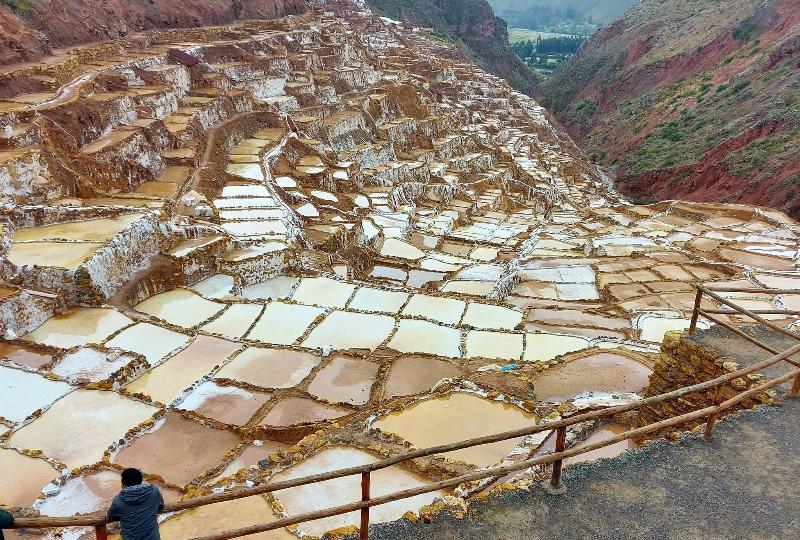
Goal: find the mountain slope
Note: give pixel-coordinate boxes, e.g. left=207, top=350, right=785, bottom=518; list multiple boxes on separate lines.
left=537, top=0, right=800, bottom=216
left=0, top=0, right=306, bottom=68
left=365, top=0, right=539, bottom=93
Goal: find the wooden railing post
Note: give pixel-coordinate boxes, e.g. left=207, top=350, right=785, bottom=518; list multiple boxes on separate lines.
left=704, top=387, right=724, bottom=440
left=546, top=426, right=567, bottom=494
left=360, top=471, right=370, bottom=540
left=791, top=374, right=800, bottom=398
left=95, top=524, right=108, bottom=540
left=689, top=288, right=703, bottom=333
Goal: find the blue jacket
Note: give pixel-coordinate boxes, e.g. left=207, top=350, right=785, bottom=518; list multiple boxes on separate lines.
left=107, top=484, right=164, bottom=540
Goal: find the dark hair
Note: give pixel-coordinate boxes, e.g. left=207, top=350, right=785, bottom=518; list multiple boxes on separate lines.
left=121, top=468, right=143, bottom=487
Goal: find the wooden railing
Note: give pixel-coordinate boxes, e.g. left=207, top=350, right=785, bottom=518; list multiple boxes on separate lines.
left=8, top=285, right=800, bottom=540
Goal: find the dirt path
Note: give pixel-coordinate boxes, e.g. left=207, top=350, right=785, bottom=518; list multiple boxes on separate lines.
left=370, top=396, right=800, bottom=540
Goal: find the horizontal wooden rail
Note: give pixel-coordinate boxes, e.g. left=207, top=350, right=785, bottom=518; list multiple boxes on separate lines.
left=702, top=309, right=800, bottom=316
left=702, top=287, right=800, bottom=294
left=696, top=285, right=800, bottom=342
left=12, top=339, right=800, bottom=532
left=697, top=309, right=800, bottom=367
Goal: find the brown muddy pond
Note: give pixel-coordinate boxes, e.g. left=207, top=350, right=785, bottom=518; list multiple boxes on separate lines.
left=530, top=353, right=652, bottom=402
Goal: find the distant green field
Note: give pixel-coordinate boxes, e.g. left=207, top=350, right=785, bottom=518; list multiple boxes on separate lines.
left=508, top=28, right=576, bottom=43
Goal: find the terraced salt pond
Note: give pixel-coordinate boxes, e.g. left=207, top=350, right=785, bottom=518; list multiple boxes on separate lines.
left=372, top=393, right=538, bottom=467
left=5, top=7, right=800, bottom=536
left=270, top=447, right=444, bottom=536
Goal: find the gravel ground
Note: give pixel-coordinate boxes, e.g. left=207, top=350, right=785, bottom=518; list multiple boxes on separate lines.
left=368, top=397, right=800, bottom=540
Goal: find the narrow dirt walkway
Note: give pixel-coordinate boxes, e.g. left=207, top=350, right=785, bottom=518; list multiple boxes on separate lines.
left=371, top=397, right=800, bottom=540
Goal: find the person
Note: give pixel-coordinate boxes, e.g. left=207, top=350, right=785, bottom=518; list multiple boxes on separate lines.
left=107, top=468, right=164, bottom=540
left=0, top=508, right=13, bottom=540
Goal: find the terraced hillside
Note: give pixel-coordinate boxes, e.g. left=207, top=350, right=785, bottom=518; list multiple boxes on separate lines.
left=537, top=0, right=800, bottom=217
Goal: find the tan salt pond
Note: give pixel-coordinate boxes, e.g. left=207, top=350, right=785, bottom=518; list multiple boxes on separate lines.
left=347, top=287, right=408, bottom=313
left=389, top=319, right=461, bottom=357
left=0, top=366, right=72, bottom=424
left=308, top=356, right=379, bottom=405
left=372, top=393, right=537, bottom=467
left=260, top=397, right=349, bottom=427
left=291, top=277, right=356, bottom=308
left=215, top=347, right=320, bottom=389
left=0, top=341, right=52, bottom=369
left=0, top=448, right=59, bottom=506
left=135, top=288, right=225, bottom=328
left=462, top=303, right=522, bottom=330
left=401, top=294, right=465, bottom=325
left=246, top=302, right=325, bottom=345
left=242, top=276, right=299, bottom=300
left=301, top=311, right=394, bottom=351
left=126, top=336, right=240, bottom=405
left=7, top=241, right=104, bottom=269
left=522, top=333, right=590, bottom=362
left=159, top=495, right=293, bottom=540
left=9, top=389, right=158, bottom=468
left=637, top=316, right=694, bottom=343
left=270, top=446, right=444, bottom=537
left=384, top=356, right=460, bottom=399
left=22, top=308, right=133, bottom=349
left=12, top=213, right=143, bottom=242
left=178, top=381, right=272, bottom=426
left=200, top=303, right=264, bottom=339
left=465, top=330, right=523, bottom=360
left=106, top=323, right=190, bottom=365
left=114, top=413, right=240, bottom=486
left=530, top=353, right=652, bottom=402
left=563, top=423, right=636, bottom=466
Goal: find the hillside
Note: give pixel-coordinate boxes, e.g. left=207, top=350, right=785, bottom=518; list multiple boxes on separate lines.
left=537, top=0, right=800, bottom=217
left=365, top=0, right=539, bottom=93
left=0, top=0, right=306, bottom=68
left=489, top=0, right=638, bottom=34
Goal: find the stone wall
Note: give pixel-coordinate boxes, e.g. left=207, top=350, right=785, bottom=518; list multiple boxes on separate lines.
left=636, top=330, right=773, bottom=439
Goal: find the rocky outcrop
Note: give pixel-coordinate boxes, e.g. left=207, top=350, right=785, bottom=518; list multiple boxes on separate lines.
left=365, top=0, right=540, bottom=94
left=636, top=330, right=772, bottom=439
left=537, top=0, right=800, bottom=217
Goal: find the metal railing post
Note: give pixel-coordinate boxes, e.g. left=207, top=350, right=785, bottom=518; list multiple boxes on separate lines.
left=360, top=471, right=370, bottom=540
left=791, top=374, right=800, bottom=398
left=546, top=426, right=567, bottom=494
left=95, top=524, right=108, bottom=540
left=689, top=288, right=703, bottom=333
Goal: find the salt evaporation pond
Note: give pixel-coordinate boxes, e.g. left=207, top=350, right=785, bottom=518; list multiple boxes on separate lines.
left=372, top=393, right=538, bottom=466
left=530, top=353, right=653, bottom=402
left=270, top=447, right=445, bottom=536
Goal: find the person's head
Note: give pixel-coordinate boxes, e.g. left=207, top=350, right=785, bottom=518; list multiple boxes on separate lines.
left=121, top=468, right=143, bottom=488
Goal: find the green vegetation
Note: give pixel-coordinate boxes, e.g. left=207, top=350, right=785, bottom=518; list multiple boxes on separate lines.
left=727, top=135, right=791, bottom=177
left=489, top=0, right=636, bottom=34
left=574, top=99, right=598, bottom=115
left=2, top=0, right=31, bottom=14
left=732, top=17, right=759, bottom=42
left=627, top=109, right=724, bottom=173
left=511, top=35, right=585, bottom=75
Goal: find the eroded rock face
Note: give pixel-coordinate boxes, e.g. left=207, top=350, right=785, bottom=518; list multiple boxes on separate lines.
left=1, top=2, right=799, bottom=537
